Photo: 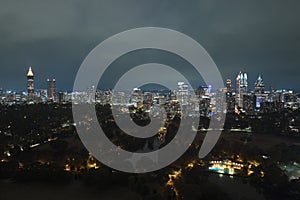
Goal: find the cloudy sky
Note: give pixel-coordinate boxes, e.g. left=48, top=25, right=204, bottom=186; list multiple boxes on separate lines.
left=0, top=0, right=299, bottom=91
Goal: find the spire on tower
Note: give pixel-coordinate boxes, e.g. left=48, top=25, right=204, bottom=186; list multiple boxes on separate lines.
left=27, top=67, right=34, bottom=77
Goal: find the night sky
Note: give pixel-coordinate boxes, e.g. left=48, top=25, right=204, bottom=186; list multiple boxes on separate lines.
left=0, top=0, right=299, bottom=91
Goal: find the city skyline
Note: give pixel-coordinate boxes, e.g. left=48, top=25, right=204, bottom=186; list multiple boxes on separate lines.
left=0, top=66, right=298, bottom=93
left=0, top=1, right=299, bottom=200
left=1, top=66, right=298, bottom=117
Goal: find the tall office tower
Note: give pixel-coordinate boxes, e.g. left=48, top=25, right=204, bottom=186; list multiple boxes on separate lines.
left=225, top=79, right=234, bottom=112
left=27, top=67, right=34, bottom=96
left=58, top=92, right=64, bottom=103
left=226, top=91, right=235, bottom=112
left=254, top=75, right=267, bottom=108
left=226, top=79, right=232, bottom=92
left=47, top=79, right=56, bottom=101
left=254, top=75, right=265, bottom=94
left=215, top=88, right=227, bottom=113
left=177, top=82, right=189, bottom=106
left=130, top=88, right=143, bottom=107
left=236, top=71, right=248, bottom=108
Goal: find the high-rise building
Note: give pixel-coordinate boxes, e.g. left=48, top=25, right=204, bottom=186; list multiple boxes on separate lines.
left=177, top=82, right=189, bottom=106
left=236, top=71, right=248, bottom=108
left=199, top=97, right=210, bottom=117
left=254, top=75, right=266, bottom=109
left=225, top=79, right=235, bottom=112
left=226, top=79, right=232, bottom=93
left=130, top=88, right=143, bottom=107
left=27, top=67, right=34, bottom=96
left=47, top=79, right=56, bottom=101
left=254, top=75, right=265, bottom=94
left=215, top=88, right=227, bottom=113
left=226, top=92, right=235, bottom=113
left=58, top=92, right=65, bottom=103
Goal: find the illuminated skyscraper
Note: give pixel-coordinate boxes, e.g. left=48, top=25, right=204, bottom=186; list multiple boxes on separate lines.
left=47, top=79, right=56, bottom=101
left=254, top=75, right=267, bottom=108
left=27, top=67, right=34, bottom=96
left=130, top=88, right=143, bottom=107
left=225, top=79, right=235, bottom=112
left=236, top=71, right=248, bottom=108
left=177, top=82, right=189, bottom=106
left=254, top=75, right=265, bottom=94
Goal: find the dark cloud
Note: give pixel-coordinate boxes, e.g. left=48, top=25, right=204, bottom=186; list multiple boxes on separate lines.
left=0, top=0, right=299, bottom=91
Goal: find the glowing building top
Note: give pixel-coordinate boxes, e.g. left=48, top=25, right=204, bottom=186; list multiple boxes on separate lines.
left=27, top=66, right=35, bottom=96
left=27, top=67, right=34, bottom=77
left=236, top=71, right=248, bottom=108
left=254, top=75, right=265, bottom=94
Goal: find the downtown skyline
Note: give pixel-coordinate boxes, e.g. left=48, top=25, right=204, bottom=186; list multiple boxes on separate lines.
left=0, top=66, right=296, bottom=94
left=0, top=2, right=300, bottom=200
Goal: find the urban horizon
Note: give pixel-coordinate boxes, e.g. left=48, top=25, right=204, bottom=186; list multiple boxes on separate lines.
left=1, top=1, right=300, bottom=200
left=1, top=66, right=299, bottom=93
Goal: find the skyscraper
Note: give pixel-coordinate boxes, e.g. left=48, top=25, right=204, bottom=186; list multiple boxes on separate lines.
left=226, top=79, right=232, bottom=93
left=225, top=79, right=235, bottom=112
left=254, top=75, right=265, bottom=94
left=254, top=75, right=267, bottom=108
left=129, top=87, right=143, bottom=107
left=177, top=82, right=189, bottom=106
left=27, top=67, right=34, bottom=96
left=47, top=79, right=56, bottom=101
left=236, top=71, right=248, bottom=108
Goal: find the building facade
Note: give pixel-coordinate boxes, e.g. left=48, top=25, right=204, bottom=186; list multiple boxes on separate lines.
left=236, top=71, right=248, bottom=108
left=47, top=79, right=56, bottom=101
left=27, top=67, right=34, bottom=99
